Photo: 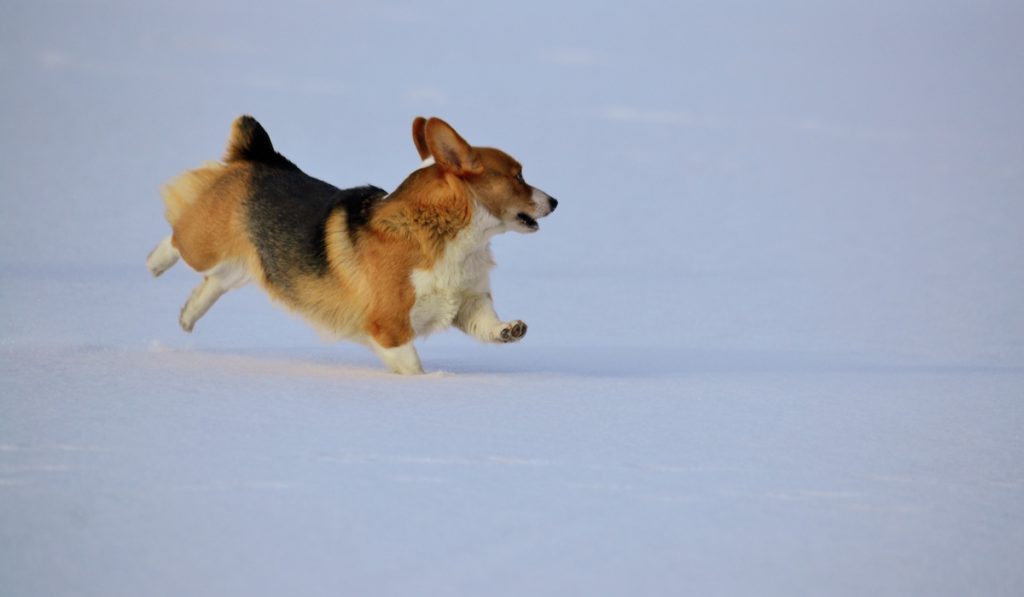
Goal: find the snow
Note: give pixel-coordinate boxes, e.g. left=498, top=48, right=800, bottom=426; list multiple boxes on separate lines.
left=2, top=1, right=1023, bottom=595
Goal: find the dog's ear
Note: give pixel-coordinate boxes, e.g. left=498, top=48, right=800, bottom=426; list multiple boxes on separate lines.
left=411, top=117, right=430, bottom=160
left=425, top=118, right=483, bottom=176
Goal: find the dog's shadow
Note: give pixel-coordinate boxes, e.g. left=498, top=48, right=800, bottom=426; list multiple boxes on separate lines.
left=147, top=344, right=1021, bottom=380
left=427, top=345, right=1020, bottom=379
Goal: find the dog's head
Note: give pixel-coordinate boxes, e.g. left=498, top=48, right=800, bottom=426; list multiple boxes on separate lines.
left=411, top=117, right=557, bottom=233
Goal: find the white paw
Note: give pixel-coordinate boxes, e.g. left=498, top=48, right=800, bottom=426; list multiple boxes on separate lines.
left=146, top=236, right=180, bottom=277
left=388, top=363, right=426, bottom=375
left=179, top=311, right=195, bottom=333
left=497, top=320, right=528, bottom=343
left=371, top=340, right=425, bottom=375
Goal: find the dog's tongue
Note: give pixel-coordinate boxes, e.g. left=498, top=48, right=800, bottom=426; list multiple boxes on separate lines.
left=517, top=213, right=539, bottom=231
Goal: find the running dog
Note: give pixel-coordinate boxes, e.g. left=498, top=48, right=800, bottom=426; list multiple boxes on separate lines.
left=146, top=116, right=557, bottom=374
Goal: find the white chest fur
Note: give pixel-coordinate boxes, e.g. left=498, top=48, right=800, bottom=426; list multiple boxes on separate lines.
left=410, top=208, right=502, bottom=336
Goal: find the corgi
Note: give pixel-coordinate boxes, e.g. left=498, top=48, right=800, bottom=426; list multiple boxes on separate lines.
left=146, top=116, right=557, bottom=374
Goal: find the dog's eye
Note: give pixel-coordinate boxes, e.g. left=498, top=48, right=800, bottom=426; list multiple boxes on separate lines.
left=515, top=172, right=525, bottom=184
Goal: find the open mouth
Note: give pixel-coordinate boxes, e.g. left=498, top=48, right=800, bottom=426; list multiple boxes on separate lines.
left=516, top=213, right=539, bottom=231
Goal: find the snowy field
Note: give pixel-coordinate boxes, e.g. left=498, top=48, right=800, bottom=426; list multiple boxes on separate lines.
left=2, top=1, right=1023, bottom=595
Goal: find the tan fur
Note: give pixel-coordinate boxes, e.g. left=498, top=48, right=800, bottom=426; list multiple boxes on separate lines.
left=160, top=161, right=224, bottom=225
left=411, top=117, right=430, bottom=160
left=260, top=210, right=369, bottom=340
left=325, top=167, right=474, bottom=347
left=163, top=163, right=260, bottom=274
left=465, top=148, right=535, bottom=220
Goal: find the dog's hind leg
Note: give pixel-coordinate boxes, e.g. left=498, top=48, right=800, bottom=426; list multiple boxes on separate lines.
left=179, top=277, right=226, bottom=332
left=146, top=236, right=180, bottom=277
left=178, top=261, right=250, bottom=332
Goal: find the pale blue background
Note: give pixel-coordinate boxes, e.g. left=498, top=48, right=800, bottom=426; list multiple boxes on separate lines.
left=2, top=1, right=1022, bottom=596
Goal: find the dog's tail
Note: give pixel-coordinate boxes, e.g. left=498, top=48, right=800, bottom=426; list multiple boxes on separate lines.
left=223, top=115, right=299, bottom=170
left=160, top=116, right=299, bottom=227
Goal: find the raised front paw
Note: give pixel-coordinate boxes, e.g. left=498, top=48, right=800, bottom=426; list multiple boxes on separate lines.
left=498, top=320, right=528, bottom=343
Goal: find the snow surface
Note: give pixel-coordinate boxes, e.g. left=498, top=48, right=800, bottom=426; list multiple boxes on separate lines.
left=2, top=1, right=1023, bottom=595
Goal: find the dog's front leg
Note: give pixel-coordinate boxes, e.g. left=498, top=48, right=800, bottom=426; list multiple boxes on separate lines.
left=455, top=293, right=527, bottom=343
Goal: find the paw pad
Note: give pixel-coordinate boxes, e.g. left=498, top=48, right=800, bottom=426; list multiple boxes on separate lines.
left=499, top=320, right=528, bottom=343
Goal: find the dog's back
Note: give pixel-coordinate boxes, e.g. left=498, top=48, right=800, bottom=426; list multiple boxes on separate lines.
left=245, top=169, right=385, bottom=292
left=160, top=117, right=386, bottom=286
left=150, top=116, right=387, bottom=334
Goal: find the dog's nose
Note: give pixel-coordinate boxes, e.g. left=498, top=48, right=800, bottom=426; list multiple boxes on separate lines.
left=548, top=197, right=558, bottom=212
